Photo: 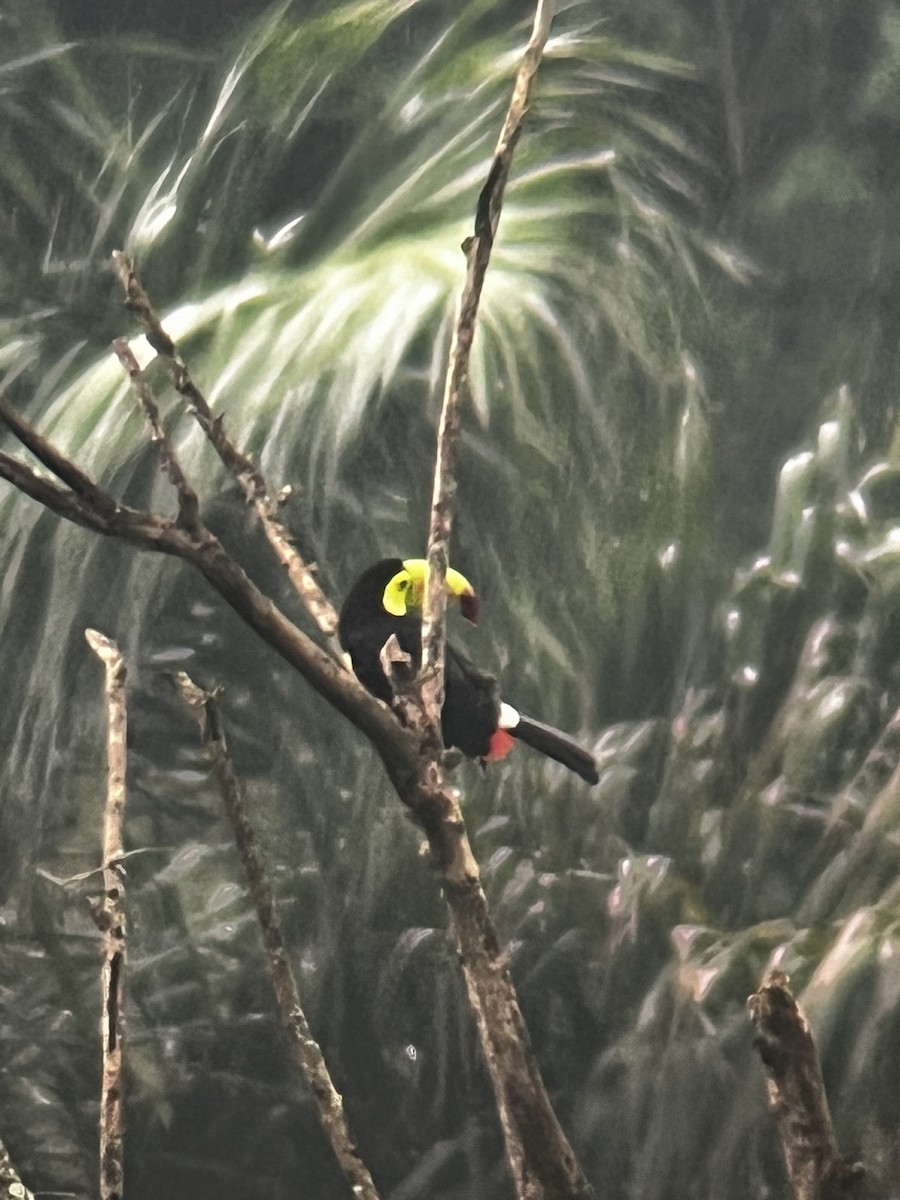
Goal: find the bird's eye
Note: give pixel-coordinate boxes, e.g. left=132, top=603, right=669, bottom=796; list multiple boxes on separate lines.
left=398, top=579, right=408, bottom=590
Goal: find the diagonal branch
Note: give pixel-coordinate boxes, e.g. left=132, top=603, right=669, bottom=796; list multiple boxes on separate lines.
left=0, top=383, right=398, bottom=747
left=177, top=674, right=381, bottom=1200
left=111, top=251, right=340, bottom=642
left=0, top=394, right=119, bottom=520
left=0, top=413, right=413, bottom=768
left=112, top=338, right=201, bottom=529
left=0, top=449, right=112, bottom=534
left=420, top=0, right=555, bottom=726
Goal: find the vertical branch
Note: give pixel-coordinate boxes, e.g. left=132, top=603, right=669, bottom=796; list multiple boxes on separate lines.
left=85, top=630, right=128, bottom=1200
left=410, top=7, right=594, bottom=1195
left=420, top=0, right=555, bottom=725
left=748, top=970, right=867, bottom=1200
left=176, top=674, right=382, bottom=1200
left=0, top=1135, right=35, bottom=1200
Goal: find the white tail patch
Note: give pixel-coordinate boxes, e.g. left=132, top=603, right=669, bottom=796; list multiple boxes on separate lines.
left=498, top=702, right=520, bottom=730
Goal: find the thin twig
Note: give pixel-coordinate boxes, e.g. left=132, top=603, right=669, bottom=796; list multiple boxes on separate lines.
left=420, top=0, right=555, bottom=725
left=110, top=251, right=340, bottom=641
left=0, top=1133, right=36, bottom=1200
left=85, top=630, right=128, bottom=1200
left=36, top=847, right=167, bottom=888
left=176, top=674, right=381, bottom=1200
left=112, top=338, right=201, bottom=529
left=748, top=970, right=866, bottom=1200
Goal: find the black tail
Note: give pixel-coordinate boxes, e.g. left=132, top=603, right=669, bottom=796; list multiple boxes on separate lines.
left=513, top=715, right=599, bottom=784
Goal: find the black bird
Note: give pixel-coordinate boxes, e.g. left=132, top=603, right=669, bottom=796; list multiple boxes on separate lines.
left=339, top=558, right=599, bottom=784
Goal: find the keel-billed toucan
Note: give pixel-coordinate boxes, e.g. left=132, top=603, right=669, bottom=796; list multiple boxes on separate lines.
left=339, top=558, right=599, bottom=784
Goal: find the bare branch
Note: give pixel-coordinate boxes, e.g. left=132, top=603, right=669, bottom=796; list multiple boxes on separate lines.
left=0, top=450, right=111, bottom=533
left=112, top=338, right=201, bottom=529
left=85, top=630, right=128, bottom=1200
left=0, top=405, right=183, bottom=545
left=111, top=251, right=340, bottom=641
left=0, top=1133, right=36, bottom=1200
left=408, top=7, right=593, bottom=1194
left=420, top=0, right=555, bottom=725
left=749, top=970, right=867, bottom=1200
left=0, top=398, right=591, bottom=1200
left=0, top=8, right=592, bottom=1193
left=0, top=394, right=118, bottom=520
left=177, top=674, right=382, bottom=1200
left=0, top=415, right=413, bottom=772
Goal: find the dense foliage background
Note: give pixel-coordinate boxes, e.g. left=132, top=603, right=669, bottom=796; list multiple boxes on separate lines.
left=3, top=0, right=900, bottom=1196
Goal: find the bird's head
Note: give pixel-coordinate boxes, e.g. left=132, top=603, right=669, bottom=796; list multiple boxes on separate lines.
left=383, top=558, right=479, bottom=624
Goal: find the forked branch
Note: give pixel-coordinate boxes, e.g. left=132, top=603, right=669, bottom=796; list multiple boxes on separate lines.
left=0, top=395, right=411, bottom=766
left=111, top=251, right=340, bottom=642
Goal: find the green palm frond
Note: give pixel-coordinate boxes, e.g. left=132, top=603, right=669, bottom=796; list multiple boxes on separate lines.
left=0, top=0, right=733, bottom=759
left=25, top=0, right=721, bottom=469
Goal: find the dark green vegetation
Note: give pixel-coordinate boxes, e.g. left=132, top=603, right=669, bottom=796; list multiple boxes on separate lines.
left=2, top=0, right=900, bottom=1196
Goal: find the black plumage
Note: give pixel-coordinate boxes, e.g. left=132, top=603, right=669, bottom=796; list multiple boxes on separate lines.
left=339, top=558, right=599, bottom=784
